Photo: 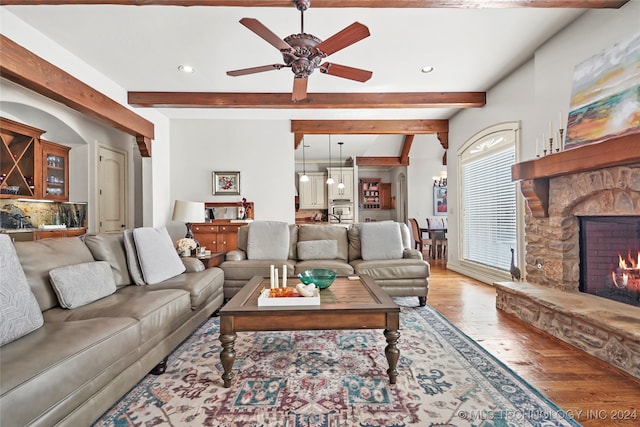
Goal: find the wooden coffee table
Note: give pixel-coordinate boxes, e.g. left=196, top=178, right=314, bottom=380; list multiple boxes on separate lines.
left=219, top=275, right=400, bottom=388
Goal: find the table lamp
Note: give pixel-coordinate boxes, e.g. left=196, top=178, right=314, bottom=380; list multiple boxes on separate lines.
left=172, top=200, right=204, bottom=242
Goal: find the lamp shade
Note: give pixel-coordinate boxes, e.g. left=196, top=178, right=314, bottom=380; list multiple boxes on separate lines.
left=172, top=200, right=204, bottom=223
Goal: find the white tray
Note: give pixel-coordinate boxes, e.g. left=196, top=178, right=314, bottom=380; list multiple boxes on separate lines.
left=257, top=288, right=320, bottom=307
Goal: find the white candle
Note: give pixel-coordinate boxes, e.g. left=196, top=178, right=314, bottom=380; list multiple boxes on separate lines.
left=559, top=112, right=563, bottom=130
left=282, top=264, right=287, bottom=288
left=270, top=264, right=275, bottom=288
left=535, top=138, right=539, bottom=156
left=274, top=268, right=279, bottom=288
left=549, top=120, right=552, bottom=139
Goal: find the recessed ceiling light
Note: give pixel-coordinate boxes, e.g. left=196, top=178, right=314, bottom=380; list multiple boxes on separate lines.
left=178, top=65, right=195, bottom=73
left=421, top=66, right=434, bottom=74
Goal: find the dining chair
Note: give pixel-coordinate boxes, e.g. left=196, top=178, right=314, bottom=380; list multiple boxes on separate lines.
left=408, top=218, right=431, bottom=257
left=426, top=217, right=447, bottom=259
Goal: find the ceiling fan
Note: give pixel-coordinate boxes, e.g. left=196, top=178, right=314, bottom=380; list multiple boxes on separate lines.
left=226, top=0, right=372, bottom=102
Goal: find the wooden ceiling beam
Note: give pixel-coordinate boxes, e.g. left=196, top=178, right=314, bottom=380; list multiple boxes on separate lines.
left=128, top=92, right=485, bottom=109
left=291, top=119, right=448, bottom=135
left=400, top=135, right=414, bottom=165
left=355, top=157, right=407, bottom=167
left=2, top=1, right=628, bottom=8
left=0, top=35, right=154, bottom=156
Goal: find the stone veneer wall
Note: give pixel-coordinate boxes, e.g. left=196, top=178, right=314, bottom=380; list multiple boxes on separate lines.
left=496, top=164, right=640, bottom=379
left=524, top=165, right=640, bottom=291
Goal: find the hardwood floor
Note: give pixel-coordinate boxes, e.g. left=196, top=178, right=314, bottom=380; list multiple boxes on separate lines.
left=426, top=259, right=640, bottom=427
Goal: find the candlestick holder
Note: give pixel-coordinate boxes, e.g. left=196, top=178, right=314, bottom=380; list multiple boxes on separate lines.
left=548, top=137, right=553, bottom=155
left=558, top=129, right=564, bottom=152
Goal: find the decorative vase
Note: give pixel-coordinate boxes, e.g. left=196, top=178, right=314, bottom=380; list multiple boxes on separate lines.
left=180, top=249, right=191, bottom=257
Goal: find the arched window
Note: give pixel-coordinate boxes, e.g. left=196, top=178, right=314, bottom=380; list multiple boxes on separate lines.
left=458, top=122, right=521, bottom=275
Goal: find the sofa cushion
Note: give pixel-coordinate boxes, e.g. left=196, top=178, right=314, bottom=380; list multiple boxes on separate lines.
left=49, top=261, right=116, bottom=309
left=350, top=258, right=430, bottom=281
left=83, top=232, right=132, bottom=287
left=220, top=259, right=296, bottom=281
left=119, top=267, right=224, bottom=309
left=14, top=237, right=96, bottom=311
left=132, top=227, right=186, bottom=284
left=123, top=229, right=145, bottom=285
left=0, top=317, right=139, bottom=427
left=0, top=234, right=44, bottom=347
left=294, top=259, right=354, bottom=276
left=360, top=222, right=404, bottom=260
left=246, top=221, right=290, bottom=260
left=297, top=239, right=338, bottom=260
left=298, top=225, right=348, bottom=261
left=43, top=289, right=191, bottom=350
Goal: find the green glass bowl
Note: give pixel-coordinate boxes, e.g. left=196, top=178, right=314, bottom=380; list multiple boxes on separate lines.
left=297, top=269, right=337, bottom=289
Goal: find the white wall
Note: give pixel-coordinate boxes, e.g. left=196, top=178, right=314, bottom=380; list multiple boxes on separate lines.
left=167, top=119, right=295, bottom=239
left=445, top=1, right=639, bottom=282
left=406, top=133, right=447, bottom=230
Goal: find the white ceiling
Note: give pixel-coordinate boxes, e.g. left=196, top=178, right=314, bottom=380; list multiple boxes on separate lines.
left=3, top=4, right=586, bottom=160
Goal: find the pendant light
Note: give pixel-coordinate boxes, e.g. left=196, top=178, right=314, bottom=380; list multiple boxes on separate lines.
left=337, top=142, right=345, bottom=190
left=326, top=135, right=335, bottom=185
left=300, top=140, right=309, bottom=182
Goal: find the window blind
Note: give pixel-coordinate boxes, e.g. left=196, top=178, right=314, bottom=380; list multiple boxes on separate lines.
left=461, top=145, right=517, bottom=272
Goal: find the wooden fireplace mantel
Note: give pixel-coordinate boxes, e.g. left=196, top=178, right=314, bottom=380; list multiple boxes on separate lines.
left=512, top=134, right=640, bottom=217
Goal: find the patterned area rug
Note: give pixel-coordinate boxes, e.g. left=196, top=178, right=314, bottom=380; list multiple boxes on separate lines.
left=94, top=298, right=580, bottom=427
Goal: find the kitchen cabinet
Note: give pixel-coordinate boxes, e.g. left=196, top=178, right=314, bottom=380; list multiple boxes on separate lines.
left=380, top=183, right=392, bottom=209
left=298, top=172, right=327, bottom=209
left=192, top=222, right=244, bottom=253
left=42, top=140, right=70, bottom=201
left=360, top=178, right=392, bottom=210
left=1, top=117, right=71, bottom=201
left=1, top=117, right=44, bottom=199
left=327, top=167, right=353, bottom=200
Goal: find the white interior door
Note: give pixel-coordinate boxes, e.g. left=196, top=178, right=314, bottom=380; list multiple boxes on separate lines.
left=98, top=145, right=127, bottom=232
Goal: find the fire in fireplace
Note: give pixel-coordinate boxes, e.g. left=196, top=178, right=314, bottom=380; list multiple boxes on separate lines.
left=579, top=216, right=640, bottom=307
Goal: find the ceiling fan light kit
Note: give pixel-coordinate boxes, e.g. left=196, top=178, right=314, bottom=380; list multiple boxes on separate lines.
left=226, top=0, right=372, bottom=102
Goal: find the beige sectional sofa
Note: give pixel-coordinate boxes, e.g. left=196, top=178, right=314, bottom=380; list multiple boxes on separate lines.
left=0, top=229, right=224, bottom=427
left=220, top=221, right=430, bottom=306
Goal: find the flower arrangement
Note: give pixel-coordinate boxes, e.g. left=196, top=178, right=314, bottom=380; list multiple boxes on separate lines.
left=237, top=198, right=251, bottom=219
left=175, top=238, right=197, bottom=253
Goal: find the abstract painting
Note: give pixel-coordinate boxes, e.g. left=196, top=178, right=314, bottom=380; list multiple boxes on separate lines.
left=564, top=32, right=640, bottom=150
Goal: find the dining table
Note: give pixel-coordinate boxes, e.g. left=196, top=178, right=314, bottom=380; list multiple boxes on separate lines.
left=419, top=227, right=448, bottom=259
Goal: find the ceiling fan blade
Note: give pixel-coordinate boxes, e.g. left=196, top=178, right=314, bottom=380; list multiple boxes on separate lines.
left=239, top=17, right=294, bottom=52
left=314, top=22, right=370, bottom=57
left=292, top=77, right=308, bottom=102
left=320, top=62, right=372, bottom=82
left=226, top=64, right=285, bottom=76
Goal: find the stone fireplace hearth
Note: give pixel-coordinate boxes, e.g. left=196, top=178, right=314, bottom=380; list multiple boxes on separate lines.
left=497, top=136, right=640, bottom=379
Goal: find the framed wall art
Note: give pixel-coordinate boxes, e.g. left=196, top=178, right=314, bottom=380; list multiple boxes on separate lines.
left=433, top=186, right=447, bottom=216
left=565, top=33, right=640, bottom=150
left=213, top=171, right=240, bottom=195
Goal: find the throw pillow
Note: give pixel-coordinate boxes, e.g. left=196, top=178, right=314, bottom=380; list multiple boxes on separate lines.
left=49, top=261, right=116, bottom=309
left=246, top=221, right=290, bottom=260
left=0, top=234, right=44, bottom=346
left=297, top=240, right=338, bottom=260
left=132, top=227, right=186, bottom=284
left=360, top=222, right=404, bottom=260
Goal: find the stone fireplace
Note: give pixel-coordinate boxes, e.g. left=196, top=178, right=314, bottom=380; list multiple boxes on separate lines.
left=496, top=135, right=640, bottom=379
